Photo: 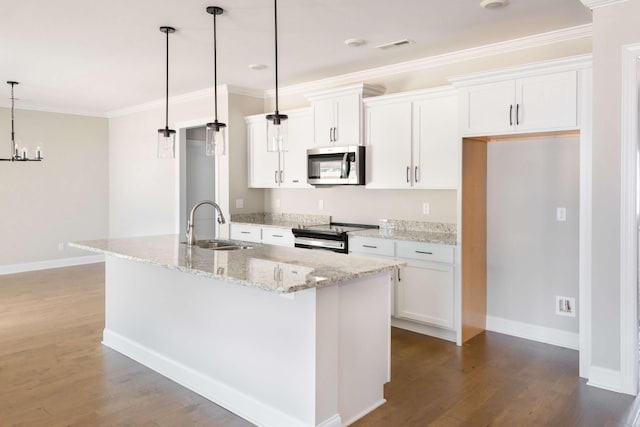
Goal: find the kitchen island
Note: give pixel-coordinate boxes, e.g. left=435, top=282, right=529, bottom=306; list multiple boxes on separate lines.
left=70, top=235, right=402, bottom=427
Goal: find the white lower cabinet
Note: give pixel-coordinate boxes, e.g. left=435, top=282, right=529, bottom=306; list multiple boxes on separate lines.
left=230, top=224, right=294, bottom=247
left=396, top=260, right=454, bottom=329
left=350, top=236, right=456, bottom=336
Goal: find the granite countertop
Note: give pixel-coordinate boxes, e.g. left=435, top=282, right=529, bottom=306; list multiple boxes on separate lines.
left=229, top=212, right=331, bottom=230
left=69, top=235, right=403, bottom=294
left=348, top=228, right=457, bottom=246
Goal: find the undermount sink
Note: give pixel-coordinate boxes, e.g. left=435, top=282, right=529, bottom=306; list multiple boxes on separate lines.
left=181, top=239, right=253, bottom=251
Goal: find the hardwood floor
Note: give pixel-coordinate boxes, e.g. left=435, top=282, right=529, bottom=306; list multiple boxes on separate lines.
left=1, top=263, right=638, bottom=427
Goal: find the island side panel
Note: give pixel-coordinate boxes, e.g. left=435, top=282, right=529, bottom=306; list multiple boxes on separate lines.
left=335, top=272, right=392, bottom=425
left=103, top=255, right=318, bottom=427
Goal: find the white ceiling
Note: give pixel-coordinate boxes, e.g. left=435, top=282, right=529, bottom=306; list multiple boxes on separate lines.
left=0, top=0, right=592, bottom=116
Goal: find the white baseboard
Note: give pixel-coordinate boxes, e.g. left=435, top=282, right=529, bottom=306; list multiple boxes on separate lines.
left=342, top=399, right=386, bottom=427
left=317, top=414, right=342, bottom=427
left=486, top=315, right=579, bottom=350
left=0, top=255, right=105, bottom=275
left=587, top=366, right=625, bottom=394
left=103, top=329, right=323, bottom=427
left=391, top=317, right=456, bottom=343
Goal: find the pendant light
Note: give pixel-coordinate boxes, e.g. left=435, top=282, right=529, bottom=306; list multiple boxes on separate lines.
left=1, top=81, right=42, bottom=162
left=205, top=6, right=226, bottom=157
left=266, top=0, right=287, bottom=152
left=157, top=26, right=176, bottom=159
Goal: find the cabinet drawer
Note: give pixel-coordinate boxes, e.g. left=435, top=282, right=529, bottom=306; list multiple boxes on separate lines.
left=229, top=224, right=262, bottom=243
left=396, top=241, right=454, bottom=264
left=349, top=236, right=395, bottom=257
left=262, top=228, right=294, bottom=247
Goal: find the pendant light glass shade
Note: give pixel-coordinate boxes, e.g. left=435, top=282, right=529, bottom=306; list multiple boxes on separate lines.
left=205, top=6, right=227, bottom=157
left=266, top=113, right=288, bottom=152
left=206, top=121, right=226, bottom=156
left=158, top=26, right=176, bottom=159
left=266, top=0, right=288, bottom=152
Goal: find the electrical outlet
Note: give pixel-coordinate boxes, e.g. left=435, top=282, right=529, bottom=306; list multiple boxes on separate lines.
left=556, top=207, right=567, bottom=222
left=318, top=199, right=324, bottom=210
left=422, top=202, right=431, bottom=215
left=58, top=243, right=65, bottom=252
left=555, top=296, right=575, bottom=317
left=235, top=199, right=244, bottom=209
left=275, top=199, right=281, bottom=208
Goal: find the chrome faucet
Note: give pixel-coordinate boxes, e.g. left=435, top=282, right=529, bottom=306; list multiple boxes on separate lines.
left=186, top=200, right=226, bottom=246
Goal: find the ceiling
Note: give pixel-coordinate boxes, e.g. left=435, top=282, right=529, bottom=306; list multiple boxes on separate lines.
left=0, top=0, right=592, bottom=116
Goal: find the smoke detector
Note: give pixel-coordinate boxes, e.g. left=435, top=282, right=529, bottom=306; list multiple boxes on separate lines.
left=375, top=39, right=414, bottom=50
left=480, top=0, right=509, bottom=9
left=344, top=38, right=365, bottom=47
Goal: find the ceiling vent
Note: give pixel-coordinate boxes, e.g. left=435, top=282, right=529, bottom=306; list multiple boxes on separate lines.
left=375, top=39, right=414, bottom=50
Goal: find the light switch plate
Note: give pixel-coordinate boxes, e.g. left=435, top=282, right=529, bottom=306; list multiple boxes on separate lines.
left=318, top=199, right=324, bottom=210
left=235, top=199, right=244, bottom=209
left=556, top=207, right=566, bottom=221
left=275, top=199, right=281, bottom=208
left=422, top=202, right=431, bottom=215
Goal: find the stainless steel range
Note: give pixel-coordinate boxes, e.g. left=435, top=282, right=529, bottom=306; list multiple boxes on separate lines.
left=292, top=222, right=378, bottom=254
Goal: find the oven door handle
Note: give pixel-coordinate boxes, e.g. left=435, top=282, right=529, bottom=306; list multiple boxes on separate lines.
left=294, top=237, right=345, bottom=251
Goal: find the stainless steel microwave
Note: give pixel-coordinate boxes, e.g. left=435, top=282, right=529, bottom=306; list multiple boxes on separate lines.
left=307, top=145, right=365, bottom=185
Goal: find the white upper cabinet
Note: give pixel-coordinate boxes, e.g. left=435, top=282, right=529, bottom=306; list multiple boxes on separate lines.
left=451, top=56, right=590, bottom=137
left=365, top=87, right=459, bottom=189
left=306, top=84, right=384, bottom=147
left=413, top=95, right=459, bottom=189
left=247, top=117, right=280, bottom=188
left=246, top=109, right=313, bottom=189
left=366, top=101, right=413, bottom=188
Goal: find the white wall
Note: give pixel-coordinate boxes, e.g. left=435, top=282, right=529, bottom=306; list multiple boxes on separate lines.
left=589, top=0, right=640, bottom=373
left=266, top=188, right=457, bottom=224
left=0, top=108, right=109, bottom=265
left=486, top=136, right=579, bottom=333
left=108, top=88, right=263, bottom=239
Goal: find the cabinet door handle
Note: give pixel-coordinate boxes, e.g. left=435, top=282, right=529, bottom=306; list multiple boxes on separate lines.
left=329, top=128, right=333, bottom=142
left=333, top=127, right=337, bottom=142
left=272, top=234, right=283, bottom=238
left=406, top=166, right=410, bottom=183
left=398, top=268, right=401, bottom=282
left=241, top=231, right=250, bottom=234
left=415, top=166, right=419, bottom=183
left=280, top=170, right=283, bottom=183
left=415, top=250, right=433, bottom=255
left=516, top=103, right=520, bottom=126
left=509, top=104, right=513, bottom=126
left=363, top=244, right=378, bottom=249
left=275, top=170, right=278, bottom=184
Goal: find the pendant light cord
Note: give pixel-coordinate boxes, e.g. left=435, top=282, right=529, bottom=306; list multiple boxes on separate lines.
left=213, top=10, right=218, bottom=122
left=165, top=29, right=170, bottom=130
left=274, top=0, right=279, bottom=114
left=10, top=83, right=15, bottom=150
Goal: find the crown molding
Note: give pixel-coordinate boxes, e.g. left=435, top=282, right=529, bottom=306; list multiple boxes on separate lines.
left=580, top=0, right=627, bottom=9
left=106, top=84, right=263, bottom=118
left=265, top=24, right=592, bottom=99
left=0, top=103, right=107, bottom=118
left=449, top=54, right=592, bottom=86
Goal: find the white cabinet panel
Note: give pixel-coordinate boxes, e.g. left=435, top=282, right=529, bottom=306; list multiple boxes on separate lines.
left=413, top=95, right=459, bottom=189
left=459, top=69, right=579, bottom=137
left=462, top=80, right=515, bottom=136
left=515, top=70, right=578, bottom=132
left=281, top=111, right=313, bottom=188
left=334, top=94, right=361, bottom=146
left=396, top=241, right=455, bottom=264
left=349, top=236, right=395, bottom=257
left=248, top=119, right=280, bottom=188
left=262, top=227, right=295, bottom=247
left=229, top=224, right=262, bottom=243
left=366, top=101, right=413, bottom=188
left=312, top=98, right=336, bottom=147
left=396, top=260, right=455, bottom=329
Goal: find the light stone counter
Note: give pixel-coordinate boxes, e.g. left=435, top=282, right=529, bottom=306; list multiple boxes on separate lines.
left=349, top=219, right=458, bottom=246
left=349, top=228, right=457, bottom=246
left=229, top=212, right=330, bottom=229
left=70, top=234, right=402, bottom=294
